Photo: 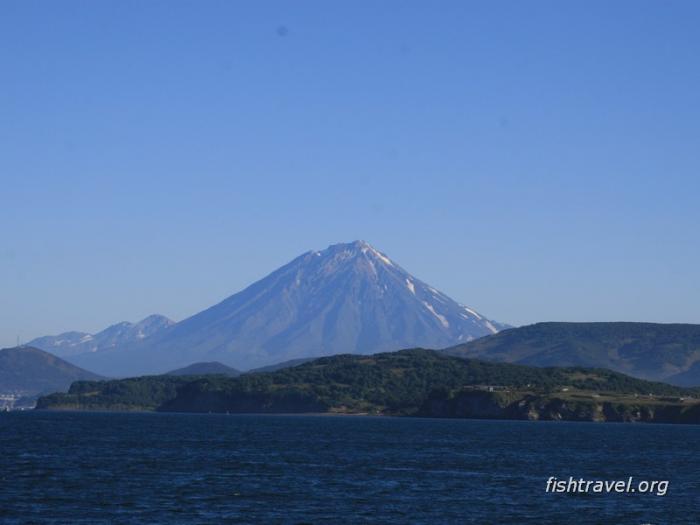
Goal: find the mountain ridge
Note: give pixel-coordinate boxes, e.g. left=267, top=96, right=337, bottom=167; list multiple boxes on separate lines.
left=28, top=314, right=174, bottom=359
left=443, top=322, right=700, bottom=386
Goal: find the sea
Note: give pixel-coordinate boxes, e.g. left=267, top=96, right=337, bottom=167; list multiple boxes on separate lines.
left=0, top=411, right=698, bottom=524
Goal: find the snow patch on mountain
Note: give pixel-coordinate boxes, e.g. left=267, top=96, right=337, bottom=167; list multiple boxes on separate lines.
left=422, top=301, right=450, bottom=328
left=462, top=305, right=482, bottom=320
left=406, top=279, right=416, bottom=295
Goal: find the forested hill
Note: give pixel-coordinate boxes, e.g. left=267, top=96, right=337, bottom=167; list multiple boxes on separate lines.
left=36, top=349, right=700, bottom=423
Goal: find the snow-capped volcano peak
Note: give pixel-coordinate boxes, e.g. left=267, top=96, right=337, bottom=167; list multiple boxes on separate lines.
left=67, top=241, right=507, bottom=375
left=360, top=242, right=395, bottom=266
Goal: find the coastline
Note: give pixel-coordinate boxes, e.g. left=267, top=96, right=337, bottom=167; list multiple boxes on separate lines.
left=33, top=405, right=700, bottom=425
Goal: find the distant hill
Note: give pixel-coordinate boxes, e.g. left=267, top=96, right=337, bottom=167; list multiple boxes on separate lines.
left=666, top=362, right=700, bottom=387
left=248, top=357, right=315, bottom=374
left=0, top=346, right=103, bottom=396
left=36, top=349, right=700, bottom=424
left=28, top=314, right=174, bottom=358
left=166, top=362, right=241, bottom=377
left=443, top=322, right=700, bottom=386
left=63, top=241, right=506, bottom=376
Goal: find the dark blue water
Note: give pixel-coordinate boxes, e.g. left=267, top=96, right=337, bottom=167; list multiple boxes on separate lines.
left=0, top=412, right=698, bottom=524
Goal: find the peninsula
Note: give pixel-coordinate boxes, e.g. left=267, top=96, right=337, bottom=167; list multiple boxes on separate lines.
left=35, top=349, right=700, bottom=424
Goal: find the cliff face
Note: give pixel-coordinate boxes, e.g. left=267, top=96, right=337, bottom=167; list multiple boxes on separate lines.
left=421, top=390, right=518, bottom=419
left=418, top=389, right=700, bottom=424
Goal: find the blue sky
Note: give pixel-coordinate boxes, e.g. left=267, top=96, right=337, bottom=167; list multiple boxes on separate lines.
left=2, top=1, right=700, bottom=346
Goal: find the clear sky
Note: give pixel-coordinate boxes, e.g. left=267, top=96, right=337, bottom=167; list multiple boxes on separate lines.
left=2, top=1, right=700, bottom=347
